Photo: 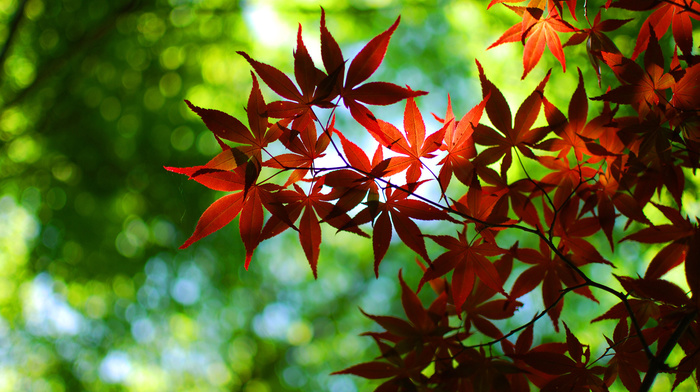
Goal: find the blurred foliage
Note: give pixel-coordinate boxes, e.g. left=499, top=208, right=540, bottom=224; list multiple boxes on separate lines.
left=1, top=0, right=697, bottom=391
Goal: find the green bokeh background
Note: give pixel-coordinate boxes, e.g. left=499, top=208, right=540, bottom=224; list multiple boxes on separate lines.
left=1, top=0, right=698, bottom=390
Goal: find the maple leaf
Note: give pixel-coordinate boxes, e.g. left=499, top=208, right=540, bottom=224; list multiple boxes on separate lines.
left=620, top=204, right=697, bottom=290
left=671, top=63, right=700, bottom=112
left=615, top=275, right=691, bottom=308
left=519, top=7, right=577, bottom=79
left=270, top=177, right=367, bottom=278
left=462, top=252, right=522, bottom=338
left=166, top=75, right=297, bottom=266
left=372, top=95, right=447, bottom=184
left=523, top=323, right=607, bottom=392
left=367, top=272, right=454, bottom=364
left=593, top=30, right=675, bottom=119
left=539, top=69, right=596, bottom=162
left=511, top=239, right=597, bottom=330
left=474, top=60, right=551, bottom=178
left=435, top=94, right=489, bottom=194
left=237, top=19, right=342, bottom=131
left=185, top=73, right=281, bottom=174
left=613, top=0, right=700, bottom=59
left=602, top=318, right=650, bottom=391
left=420, top=228, right=508, bottom=315
left=352, top=183, right=457, bottom=276
left=328, top=15, right=428, bottom=136
left=164, top=165, right=286, bottom=269
left=502, top=324, right=568, bottom=389
left=264, top=118, right=332, bottom=186
left=622, top=203, right=696, bottom=245
left=336, top=273, right=454, bottom=389
left=488, top=4, right=577, bottom=79
left=240, top=10, right=426, bottom=136
left=564, top=12, right=632, bottom=86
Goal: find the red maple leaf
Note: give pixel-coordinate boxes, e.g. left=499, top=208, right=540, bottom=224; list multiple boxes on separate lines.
left=435, top=94, right=489, bottom=195
left=333, top=271, right=454, bottom=389
left=522, top=323, right=607, bottom=392
left=264, top=118, right=332, bottom=186
left=164, top=165, right=285, bottom=269
left=612, top=0, right=700, bottom=59
left=329, top=15, right=428, bottom=135
left=488, top=4, right=577, bottom=79
left=593, top=31, right=675, bottom=119
left=238, top=24, right=333, bottom=131
left=420, top=228, right=508, bottom=315
left=602, top=318, right=650, bottom=391
left=269, top=177, right=368, bottom=278
left=462, top=251, right=522, bottom=339
left=474, top=60, right=551, bottom=178
left=564, top=11, right=632, bottom=85
left=671, top=63, right=700, bottom=112
left=353, top=183, right=457, bottom=276
left=184, top=73, right=281, bottom=173
left=540, top=70, right=595, bottom=162
left=511, top=239, right=597, bottom=330
left=372, top=95, right=447, bottom=184
left=502, top=324, right=568, bottom=389
left=622, top=203, right=696, bottom=245
left=239, top=10, right=426, bottom=136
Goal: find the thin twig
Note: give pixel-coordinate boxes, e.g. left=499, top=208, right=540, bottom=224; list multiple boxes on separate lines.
left=660, top=0, right=700, bottom=17
left=464, top=283, right=586, bottom=349
left=639, top=310, right=698, bottom=392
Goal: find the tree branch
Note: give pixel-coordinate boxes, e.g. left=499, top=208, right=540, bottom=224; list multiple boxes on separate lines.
left=463, top=283, right=585, bottom=350
left=660, top=0, right=700, bottom=17
left=639, top=310, right=698, bottom=392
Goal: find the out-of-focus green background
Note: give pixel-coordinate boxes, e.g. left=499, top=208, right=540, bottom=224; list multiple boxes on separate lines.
left=1, top=0, right=697, bottom=390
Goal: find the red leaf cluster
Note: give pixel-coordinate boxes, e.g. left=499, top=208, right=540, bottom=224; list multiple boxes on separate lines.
left=167, top=3, right=700, bottom=391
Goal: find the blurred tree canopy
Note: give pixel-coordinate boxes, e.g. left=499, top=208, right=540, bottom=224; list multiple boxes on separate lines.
left=2, top=0, right=695, bottom=391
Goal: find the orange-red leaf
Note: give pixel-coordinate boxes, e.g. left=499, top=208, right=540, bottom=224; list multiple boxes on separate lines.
left=345, top=17, right=400, bottom=89
left=399, top=271, right=430, bottom=331
left=686, top=229, right=700, bottom=301
left=331, top=361, right=398, bottom=379
left=521, top=10, right=576, bottom=79
left=180, top=193, right=245, bottom=249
